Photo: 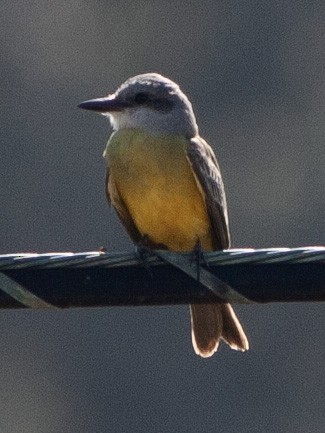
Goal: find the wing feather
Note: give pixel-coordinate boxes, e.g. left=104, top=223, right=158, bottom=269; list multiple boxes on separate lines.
left=187, top=137, right=230, bottom=250
left=105, top=168, right=143, bottom=244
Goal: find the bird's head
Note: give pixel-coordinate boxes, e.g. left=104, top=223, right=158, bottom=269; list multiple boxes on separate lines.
left=79, top=73, right=198, bottom=138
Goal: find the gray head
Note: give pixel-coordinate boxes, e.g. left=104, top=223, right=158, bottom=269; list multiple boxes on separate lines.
left=79, top=73, right=198, bottom=138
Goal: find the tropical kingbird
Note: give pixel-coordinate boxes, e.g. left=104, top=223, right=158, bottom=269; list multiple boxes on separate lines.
left=79, top=73, right=249, bottom=357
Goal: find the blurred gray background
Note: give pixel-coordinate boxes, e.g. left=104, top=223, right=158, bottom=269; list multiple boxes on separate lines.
left=1, top=1, right=324, bottom=432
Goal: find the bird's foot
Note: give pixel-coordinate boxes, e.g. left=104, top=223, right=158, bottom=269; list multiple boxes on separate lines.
left=135, top=236, right=154, bottom=277
left=190, top=239, right=209, bottom=282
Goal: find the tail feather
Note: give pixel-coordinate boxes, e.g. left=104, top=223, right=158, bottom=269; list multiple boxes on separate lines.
left=221, top=304, right=249, bottom=351
left=190, top=303, right=249, bottom=357
left=190, top=303, right=223, bottom=357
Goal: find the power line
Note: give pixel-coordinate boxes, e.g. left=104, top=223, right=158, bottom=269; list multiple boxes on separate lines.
left=0, top=247, right=324, bottom=309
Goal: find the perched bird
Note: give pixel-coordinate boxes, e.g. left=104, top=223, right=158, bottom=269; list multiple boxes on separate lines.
left=79, top=73, right=249, bottom=357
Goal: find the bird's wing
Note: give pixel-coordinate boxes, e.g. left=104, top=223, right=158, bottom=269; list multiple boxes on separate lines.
left=187, top=136, right=230, bottom=249
left=105, top=169, right=143, bottom=244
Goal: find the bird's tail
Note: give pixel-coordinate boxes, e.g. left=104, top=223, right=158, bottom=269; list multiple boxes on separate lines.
left=190, top=303, right=249, bottom=357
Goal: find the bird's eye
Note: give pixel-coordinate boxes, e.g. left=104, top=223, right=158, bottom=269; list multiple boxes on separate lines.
left=134, top=92, right=149, bottom=104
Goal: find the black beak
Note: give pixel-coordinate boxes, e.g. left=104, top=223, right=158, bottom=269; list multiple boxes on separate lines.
left=78, top=97, right=128, bottom=113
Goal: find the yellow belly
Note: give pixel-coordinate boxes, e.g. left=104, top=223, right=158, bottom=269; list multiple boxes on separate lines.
left=104, top=129, right=213, bottom=251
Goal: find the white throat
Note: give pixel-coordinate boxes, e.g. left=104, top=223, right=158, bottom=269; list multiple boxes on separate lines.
left=108, top=106, right=198, bottom=138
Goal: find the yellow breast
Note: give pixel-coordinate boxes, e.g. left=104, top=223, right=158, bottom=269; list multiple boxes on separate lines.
left=104, top=129, right=213, bottom=251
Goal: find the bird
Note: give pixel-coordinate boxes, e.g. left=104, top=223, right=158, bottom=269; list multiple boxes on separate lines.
left=79, top=73, right=249, bottom=357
